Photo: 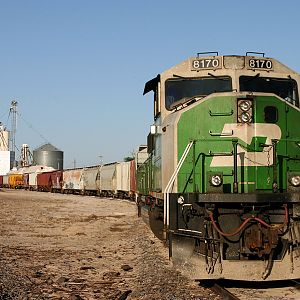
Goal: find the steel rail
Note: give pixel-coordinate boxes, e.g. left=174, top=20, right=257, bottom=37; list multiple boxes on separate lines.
left=210, top=282, right=241, bottom=300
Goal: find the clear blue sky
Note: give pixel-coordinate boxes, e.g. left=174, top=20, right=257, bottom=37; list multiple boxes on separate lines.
left=0, top=0, right=299, bottom=168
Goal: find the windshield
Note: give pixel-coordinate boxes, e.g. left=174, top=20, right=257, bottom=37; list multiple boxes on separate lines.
left=240, top=76, right=299, bottom=107
left=165, top=76, right=232, bottom=110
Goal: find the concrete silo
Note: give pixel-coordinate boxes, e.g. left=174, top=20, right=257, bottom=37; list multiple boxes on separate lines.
left=33, top=143, right=63, bottom=170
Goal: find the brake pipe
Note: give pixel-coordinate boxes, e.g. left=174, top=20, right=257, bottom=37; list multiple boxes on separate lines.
left=208, top=204, right=288, bottom=237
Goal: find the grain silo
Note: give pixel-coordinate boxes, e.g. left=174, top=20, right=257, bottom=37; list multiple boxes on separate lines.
left=33, top=143, right=63, bottom=170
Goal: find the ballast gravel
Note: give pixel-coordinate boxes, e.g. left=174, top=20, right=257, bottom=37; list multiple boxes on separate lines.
left=0, top=189, right=220, bottom=300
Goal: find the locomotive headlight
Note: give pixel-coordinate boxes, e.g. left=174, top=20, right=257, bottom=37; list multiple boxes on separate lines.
left=241, top=112, right=252, bottom=123
left=290, top=176, right=300, bottom=187
left=210, top=175, right=222, bottom=187
left=238, top=98, right=253, bottom=123
left=239, top=100, right=252, bottom=111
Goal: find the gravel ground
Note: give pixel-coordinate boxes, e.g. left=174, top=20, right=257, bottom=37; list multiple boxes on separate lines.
left=0, top=189, right=219, bottom=300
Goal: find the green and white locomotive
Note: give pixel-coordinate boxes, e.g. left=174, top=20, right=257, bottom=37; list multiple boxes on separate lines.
left=138, top=52, right=300, bottom=280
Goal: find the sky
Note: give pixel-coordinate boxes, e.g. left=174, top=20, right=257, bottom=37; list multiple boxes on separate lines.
left=0, top=0, right=300, bottom=168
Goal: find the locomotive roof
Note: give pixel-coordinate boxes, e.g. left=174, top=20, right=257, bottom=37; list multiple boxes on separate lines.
left=164, top=54, right=297, bottom=75
left=144, top=53, right=299, bottom=95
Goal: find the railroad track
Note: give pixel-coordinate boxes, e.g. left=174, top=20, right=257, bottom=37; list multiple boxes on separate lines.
left=199, top=280, right=240, bottom=300
left=199, top=279, right=300, bottom=300
left=211, top=282, right=240, bottom=300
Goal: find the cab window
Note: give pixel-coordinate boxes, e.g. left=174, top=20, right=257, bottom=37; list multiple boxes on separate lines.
left=240, top=76, right=299, bottom=107
left=165, top=76, right=232, bottom=110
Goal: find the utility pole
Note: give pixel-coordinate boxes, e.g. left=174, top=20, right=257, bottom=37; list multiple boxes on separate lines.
left=10, top=100, right=17, bottom=152
left=9, top=100, right=18, bottom=169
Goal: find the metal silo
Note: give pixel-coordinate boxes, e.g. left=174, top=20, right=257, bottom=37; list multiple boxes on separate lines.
left=33, top=143, right=63, bottom=170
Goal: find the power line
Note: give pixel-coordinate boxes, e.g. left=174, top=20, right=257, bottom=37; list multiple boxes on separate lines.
left=17, top=111, right=50, bottom=145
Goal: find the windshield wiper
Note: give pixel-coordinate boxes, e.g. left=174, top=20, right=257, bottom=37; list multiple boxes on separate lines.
left=173, top=74, right=189, bottom=79
left=207, top=73, right=230, bottom=81
left=169, top=94, right=206, bottom=110
left=242, top=73, right=260, bottom=83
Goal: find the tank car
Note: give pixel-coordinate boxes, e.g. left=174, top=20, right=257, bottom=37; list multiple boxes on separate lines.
left=137, top=52, right=300, bottom=280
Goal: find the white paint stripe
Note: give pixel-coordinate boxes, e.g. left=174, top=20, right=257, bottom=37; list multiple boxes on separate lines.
left=210, top=123, right=282, bottom=167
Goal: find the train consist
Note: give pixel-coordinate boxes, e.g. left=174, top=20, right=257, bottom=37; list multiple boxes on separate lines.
left=0, top=151, right=147, bottom=198
left=138, top=52, right=300, bottom=280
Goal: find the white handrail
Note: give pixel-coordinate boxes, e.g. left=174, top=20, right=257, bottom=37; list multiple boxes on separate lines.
left=163, top=140, right=194, bottom=227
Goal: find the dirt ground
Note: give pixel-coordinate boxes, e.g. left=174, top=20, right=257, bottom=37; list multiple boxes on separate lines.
left=0, top=189, right=219, bottom=300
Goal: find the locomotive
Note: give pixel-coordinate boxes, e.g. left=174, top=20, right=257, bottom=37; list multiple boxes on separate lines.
left=137, top=52, right=300, bottom=280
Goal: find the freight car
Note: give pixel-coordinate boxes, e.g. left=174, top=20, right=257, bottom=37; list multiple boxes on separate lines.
left=24, top=166, right=56, bottom=191
left=49, top=170, right=63, bottom=193
left=81, top=165, right=100, bottom=196
left=2, top=160, right=137, bottom=198
left=7, top=173, right=23, bottom=189
left=97, top=161, right=135, bottom=199
left=62, top=168, right=83, bottom=194
left=37, top=171, right=53, bottom=192
left=138, top=52, right=300, bottom=281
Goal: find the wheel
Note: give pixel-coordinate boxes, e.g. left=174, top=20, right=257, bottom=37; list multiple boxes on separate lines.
left=149, top=206, right=164, bottom=240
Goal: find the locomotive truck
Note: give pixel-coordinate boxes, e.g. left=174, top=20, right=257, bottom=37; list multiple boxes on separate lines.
left=137, top=52, right=300, bottom=280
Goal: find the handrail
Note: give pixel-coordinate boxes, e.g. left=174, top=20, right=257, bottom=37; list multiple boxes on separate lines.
left=164, top=140, right=194, bottom=227
left=209, top=109, right=233, bottom=116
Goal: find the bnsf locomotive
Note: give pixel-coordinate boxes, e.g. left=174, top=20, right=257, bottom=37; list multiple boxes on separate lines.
left=137, top=52, right=300, bottom=280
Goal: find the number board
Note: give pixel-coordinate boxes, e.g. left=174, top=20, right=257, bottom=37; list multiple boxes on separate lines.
left=191, top=58, right=221, bottom=70
left=247, top=58, right=273, bottom=70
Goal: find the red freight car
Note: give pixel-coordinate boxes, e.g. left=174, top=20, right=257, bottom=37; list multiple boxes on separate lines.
left=37, top=171, right=53, bottom=192
left=50, top=170, right=63, bottom=193
left=130, top=160, right=136, bottom=199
